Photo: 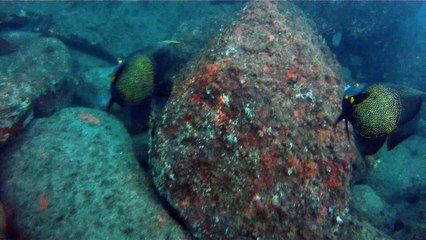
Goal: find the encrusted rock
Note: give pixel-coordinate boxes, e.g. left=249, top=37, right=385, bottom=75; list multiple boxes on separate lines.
left=150, top=2, right=355, bottom=239
left=0, top=32, right=72, bottom=146
left=350, top=184, right=397, bottom=232
left=341, top=218, right=393, bottom=240
left=0, top=107, right=188, bottom=239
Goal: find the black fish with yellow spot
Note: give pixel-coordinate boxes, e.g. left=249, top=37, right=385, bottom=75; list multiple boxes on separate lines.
left=107, top=40, right=181, bottom=112
left=334, top=82, right=425, bottom=156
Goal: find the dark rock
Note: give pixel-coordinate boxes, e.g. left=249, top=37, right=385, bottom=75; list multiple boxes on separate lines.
left=0, top=107, right=188, bottom=239
left=0, top=32, right=72, bottom=146
left=0, top=37, right=17, bottom=55
left=150, top=2, right=355, bottom=239
left=76, top=66, right=113, bottom=109
left=350, top=184, right=397, bottom=233
left=341, top=218, right=393, bottom=240
left=0, top=203, right=5, bottom=239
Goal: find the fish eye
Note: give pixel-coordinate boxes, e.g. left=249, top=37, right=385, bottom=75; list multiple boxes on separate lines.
left=355, top=83, right=360, bottom=87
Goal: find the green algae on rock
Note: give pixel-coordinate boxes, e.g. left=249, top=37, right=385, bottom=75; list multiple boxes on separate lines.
left=0, top=107, right=188, bottom=239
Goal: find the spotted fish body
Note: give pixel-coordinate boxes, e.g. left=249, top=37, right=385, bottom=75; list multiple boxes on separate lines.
left=352, top=84, right=401, bottom=138
left=110, top=53, right=154, bottom=107
left=334, top=83, right=424, bottom=156
left=107, top=40, right=180, bottom=112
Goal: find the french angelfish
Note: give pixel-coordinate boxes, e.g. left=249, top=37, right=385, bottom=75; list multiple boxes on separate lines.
left=107, top=40, right=181, bottom=112
left=333, top=82, right=425, bottom=156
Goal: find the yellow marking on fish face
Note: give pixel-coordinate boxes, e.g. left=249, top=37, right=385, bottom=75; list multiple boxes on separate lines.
left=345, top=95, right=349, bottom=100
left=118, top=59, right=123, bottom=64
left=350, top=96, right=355, bottom=104
left=355, top=83, right=360, bottom=87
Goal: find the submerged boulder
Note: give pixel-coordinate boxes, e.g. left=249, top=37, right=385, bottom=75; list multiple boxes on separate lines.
left=0, top=32, right=72, bottom=146
left=340, top=218, right=393, bottom=240
left=0, top=107, right=188, bottom=239
left=150, top=2, right=355, bottom=239
left=350, top=185, right=397, bottom=233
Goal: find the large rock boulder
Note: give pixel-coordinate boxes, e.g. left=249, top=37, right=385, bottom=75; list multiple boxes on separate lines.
left=150, top=2, right=355, bottom=239
left=0, top=107, right=188, bottom=239
left=0, top=32, right=72, bottom=146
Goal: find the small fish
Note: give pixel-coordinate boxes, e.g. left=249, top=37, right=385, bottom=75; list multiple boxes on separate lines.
left=334, top=82, right=425, bottom=156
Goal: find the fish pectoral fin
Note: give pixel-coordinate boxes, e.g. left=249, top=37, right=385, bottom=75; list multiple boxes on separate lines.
left=387, top=117, right=419, bottom=151
left=106, top=98, right=114, bottom=112
left=354, top=131, right=386, bottom=156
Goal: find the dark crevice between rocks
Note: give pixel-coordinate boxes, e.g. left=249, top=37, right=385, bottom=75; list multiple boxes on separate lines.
left=392, top=219, right=405, bottom=233
left=136, top=157, right=196, bottom=239
left=132, top=123, right=194, bottom=239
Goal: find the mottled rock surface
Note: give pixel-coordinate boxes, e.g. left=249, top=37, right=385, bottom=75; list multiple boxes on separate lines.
left=150, top=2, right=355, bottom=239
left=76, top=66, right=113, bottom=109
left=341, top=218, right=393, bottom=240
left=0, top=108, right=188, bottom=239
left=0, top=32, right=72, bottom=145
left=350, top=185, right=396, bottom=232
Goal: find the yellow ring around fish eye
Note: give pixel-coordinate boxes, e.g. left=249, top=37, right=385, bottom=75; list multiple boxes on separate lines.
left=350, top=96, right=355, bottom=104
left=355, top=83, right=360, bottom=87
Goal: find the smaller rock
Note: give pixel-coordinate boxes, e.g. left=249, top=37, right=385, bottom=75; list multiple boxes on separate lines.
left=76, top=67, right=113, bottom=109
left=0, top=31, right=72, bottom=145
left=0, top=107, right=188, bottom=239
left=341, top=218, right=393, bottom=240
left=350, top=185, right=396, bottom=232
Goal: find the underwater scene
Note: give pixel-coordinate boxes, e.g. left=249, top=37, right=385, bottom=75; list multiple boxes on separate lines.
left=0, top=1, right=425, bottom=240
